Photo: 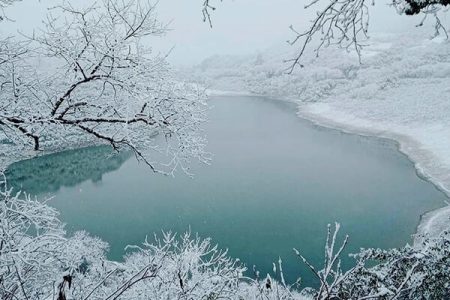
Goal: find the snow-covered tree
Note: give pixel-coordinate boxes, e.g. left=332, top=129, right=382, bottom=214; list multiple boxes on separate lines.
left=0, top=173, right=109, bottom=299
left=0, top=0, right=208, bottom=174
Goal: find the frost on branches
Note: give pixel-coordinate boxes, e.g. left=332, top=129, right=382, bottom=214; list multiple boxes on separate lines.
left=202, top=0, right=449, bottom=71
left=285, top=0, right=449, bottom=71
left=0, top=0, right=208, bottom=174
left=292, top=224, right=450, bottom=299
left=1, top=174, right=449, bottom=299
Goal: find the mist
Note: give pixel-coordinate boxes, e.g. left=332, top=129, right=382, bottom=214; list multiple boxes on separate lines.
left=1, top=0, right=445, bottom=66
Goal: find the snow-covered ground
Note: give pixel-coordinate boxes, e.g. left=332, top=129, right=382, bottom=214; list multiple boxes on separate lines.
left=185, top=33, right=450, bottom=242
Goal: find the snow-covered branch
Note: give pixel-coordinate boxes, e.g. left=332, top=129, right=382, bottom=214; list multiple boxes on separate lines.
left=201, top=0, right=449, bottom=72
left=286, top=0, right=371, bottom=72
left=202, top=0, right=222, bottom=27
left=287, top=0, right=449, bottom=71
left=0, top=0, right=21, bottom=21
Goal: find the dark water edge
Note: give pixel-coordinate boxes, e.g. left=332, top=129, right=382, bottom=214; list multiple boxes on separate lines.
left=5, top=145, right=132, bottom=195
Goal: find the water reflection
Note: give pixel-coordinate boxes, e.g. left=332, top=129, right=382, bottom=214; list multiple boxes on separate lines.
left=5, top=146, right=132, bottom=194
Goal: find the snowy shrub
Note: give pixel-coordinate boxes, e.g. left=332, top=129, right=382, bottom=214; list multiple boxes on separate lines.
left=292, top=223, right=450, bottom=299
left=335, top=234, right=450, bottom=299
left=0, top=175, right=109, bottom=299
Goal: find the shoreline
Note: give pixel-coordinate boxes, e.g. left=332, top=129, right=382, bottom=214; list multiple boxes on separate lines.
left=295, top=105, right=450, bottom=196
left=209, top=90, right=450, bottom=244
left=296, top=104, right=450, bottom=245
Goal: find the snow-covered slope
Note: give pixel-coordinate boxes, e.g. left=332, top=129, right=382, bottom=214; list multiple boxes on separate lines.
left=186, top=34, right=450, bottom=240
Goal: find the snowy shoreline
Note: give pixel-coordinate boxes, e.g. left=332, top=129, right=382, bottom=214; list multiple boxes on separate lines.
left=208, top=90, right=450, bottom=243
left=296, top=104, right=450, bottom=245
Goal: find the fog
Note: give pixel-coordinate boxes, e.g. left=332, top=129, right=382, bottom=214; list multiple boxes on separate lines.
left=1, top=0, right=446, bottom=65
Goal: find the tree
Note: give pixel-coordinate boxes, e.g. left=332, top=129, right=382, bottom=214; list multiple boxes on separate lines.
left=202, top=0, right=449, bottom=72
left=0, top=0, right=208, bottom=174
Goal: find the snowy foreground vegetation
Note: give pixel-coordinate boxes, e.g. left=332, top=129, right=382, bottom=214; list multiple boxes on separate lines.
left=1, top=174, right=450, bottom=299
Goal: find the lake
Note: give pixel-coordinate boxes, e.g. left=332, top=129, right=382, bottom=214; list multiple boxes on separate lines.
left=5, top=95, right=448, bottom=288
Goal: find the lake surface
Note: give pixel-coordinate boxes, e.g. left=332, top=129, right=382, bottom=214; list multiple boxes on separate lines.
left=5, top=96, right=448, bottom=288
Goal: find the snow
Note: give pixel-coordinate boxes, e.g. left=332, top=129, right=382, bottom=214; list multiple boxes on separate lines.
left=186, top=33, right=450, bottom=241
left=415, top=206, right=450, bottom=245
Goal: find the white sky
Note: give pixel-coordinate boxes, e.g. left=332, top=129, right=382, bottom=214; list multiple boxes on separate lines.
left=2, top=0, right=448, bottom=65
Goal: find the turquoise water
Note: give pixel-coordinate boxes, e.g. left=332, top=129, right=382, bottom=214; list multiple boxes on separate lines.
left=5, top=96, right=448, bottom=288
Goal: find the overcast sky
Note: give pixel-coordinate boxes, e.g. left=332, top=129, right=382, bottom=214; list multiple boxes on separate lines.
left=2, top=0, right=447, bottom=65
